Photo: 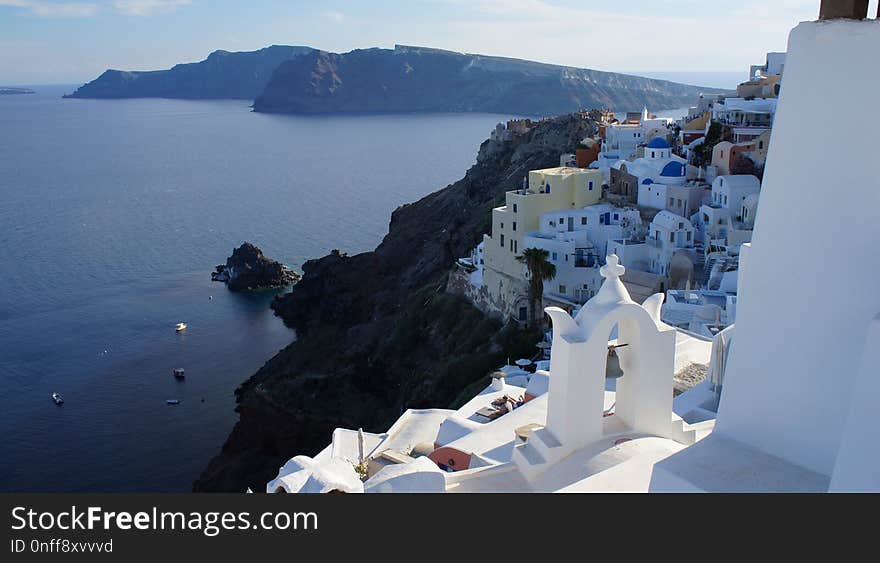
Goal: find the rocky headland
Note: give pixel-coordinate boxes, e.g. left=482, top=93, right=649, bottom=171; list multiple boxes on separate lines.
left=64, top=45, right=314, bottom=100
left=212, top=242, right=300, bottom=291
left=68, top=44, right=729, bottom=115
left=194, top=113, right=599, bottom=492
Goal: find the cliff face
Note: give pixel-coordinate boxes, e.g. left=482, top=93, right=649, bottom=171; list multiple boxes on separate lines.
left=194, top=114, right=596, bottom=492
left=65, top=45, right=314, bottom=99
left=253, top=45, right=729, bottom=115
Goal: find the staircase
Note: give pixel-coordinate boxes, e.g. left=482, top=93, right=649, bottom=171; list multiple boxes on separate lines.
left=512, top=427, right=565, bottom=480
left=692, top=243, right=706, bottom=288
left=706, top=256, right=735, bottom=290
left=669, top=412, right=715, bottom=444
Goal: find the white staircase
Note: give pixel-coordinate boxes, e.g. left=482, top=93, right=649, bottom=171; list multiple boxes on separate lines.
left=512, top=427, right=565, bottom=480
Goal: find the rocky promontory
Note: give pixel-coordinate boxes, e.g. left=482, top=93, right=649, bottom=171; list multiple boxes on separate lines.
left=64, top=45, right=314, bottom=100
left=212, top=242, right=300, bottom=291
left=194, top=114, right=597, bottom=492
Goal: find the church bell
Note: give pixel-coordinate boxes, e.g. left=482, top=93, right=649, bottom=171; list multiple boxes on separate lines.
left=605, top=344, right=628, bottom=379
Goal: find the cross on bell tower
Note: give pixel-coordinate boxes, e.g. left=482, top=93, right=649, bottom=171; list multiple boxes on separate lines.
left=600, top=254, right=625, bottom=278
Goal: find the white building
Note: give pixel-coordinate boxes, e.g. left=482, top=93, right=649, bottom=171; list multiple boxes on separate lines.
left=712, top=97, right=777, bottom=143
left=662, top=288, right=737, bottom=339
left=750, top=51, right=786, bottom=79
left=692, top=175, right=761, bottom=252
left=602, top=123, right=643, bottom=160
left=597, top=109, right=674, bottom=179
left=638, top=179, right=709, bottom=219
left=608, top=210, right=695, bottom=282
left=522, top=203, right=642, bottom=306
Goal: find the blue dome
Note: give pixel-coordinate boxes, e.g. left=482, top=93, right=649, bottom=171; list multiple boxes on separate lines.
left=660, top=161, right=686, bottom=177
left=642, top=178, right=654, bottom=185
left=646, top=137, right=670, bottom=149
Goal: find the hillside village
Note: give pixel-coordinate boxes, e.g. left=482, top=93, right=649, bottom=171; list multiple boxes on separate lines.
left=261, top=3, right=879, bottom=494
left=453, top=50, right=784, bottom=341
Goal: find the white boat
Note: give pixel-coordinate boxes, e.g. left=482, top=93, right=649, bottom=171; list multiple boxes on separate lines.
left=175, top=322, right=187, bottom=332
left=166, top=399, right=180, bottom=405
left=52, top=393, right=63, bottom=405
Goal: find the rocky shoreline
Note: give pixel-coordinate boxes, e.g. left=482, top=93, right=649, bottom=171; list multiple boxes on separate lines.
left=194, top=114, right=597, bottom=492
left=212, top=242, right=300, bottom=291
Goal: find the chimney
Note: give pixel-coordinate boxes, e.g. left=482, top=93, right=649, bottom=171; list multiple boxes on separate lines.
left=818, top=0, right=869, bottom=19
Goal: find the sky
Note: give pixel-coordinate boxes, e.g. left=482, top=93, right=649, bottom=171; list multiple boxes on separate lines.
left=0, top=0, right=862, bottom=86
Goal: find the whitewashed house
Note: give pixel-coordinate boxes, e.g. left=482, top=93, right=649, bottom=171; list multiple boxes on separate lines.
left=692, top=175, right=761, bottom=252
left=523, top=203, right=642, bottom=306
left=712, top=97, right=777, bottom=143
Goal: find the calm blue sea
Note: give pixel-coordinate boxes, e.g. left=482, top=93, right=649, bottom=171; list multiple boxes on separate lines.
left=0, top=85, right=511, bottom=491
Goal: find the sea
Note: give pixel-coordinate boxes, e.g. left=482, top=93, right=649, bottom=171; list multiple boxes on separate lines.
left=0, top=85, right=517, bottom=491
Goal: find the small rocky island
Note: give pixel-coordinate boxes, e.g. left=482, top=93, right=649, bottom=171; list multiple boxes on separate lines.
left=212, top=242, right=300, bottom=291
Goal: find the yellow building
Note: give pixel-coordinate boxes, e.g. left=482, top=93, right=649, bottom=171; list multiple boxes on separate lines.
left=481, top=166, right=603, bottom=321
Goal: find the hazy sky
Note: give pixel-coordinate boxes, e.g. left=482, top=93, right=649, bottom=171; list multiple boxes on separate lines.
left=0, top=0, right=853, bottom=85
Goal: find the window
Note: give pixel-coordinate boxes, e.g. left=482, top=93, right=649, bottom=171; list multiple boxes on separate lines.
left=559, top=284, right=567, bottom=294
left=546, top=183, right=551, bottom=193
left=651, top=151, right=655, bottom=158
left=512, top=221, right=517, bottom=231
left=559, top=217, right=565, bottom=225
left=552, top=252, right=558, bottom=261
left=669, top=197, right=675, bottom=207
left=581, top=217, right=587, bottom=225
left=724, top=195, right=728, bottom=205
left=510, top=240, right=514, bottom=252
left=500, top=222, right=504, bottom=229
left=669, top=232, right=675, bottom=242
left=564, top=254, right=568, bottom=262
left=678, top=222, right=684, bottom=229
left=518, top=307, right=528, bottom=321
left=759, top=141, right=764, bottom=150
left=687, top=231, right=692, bottom=241
left=513, top=203, right=518, bottom=213
left=589, top=181, right=594, bottom=191
left=583, top=284, right=589, bottom=289
left=500, top=234, right=505, bottom=247
left=614, top=213, right=619, bottom=220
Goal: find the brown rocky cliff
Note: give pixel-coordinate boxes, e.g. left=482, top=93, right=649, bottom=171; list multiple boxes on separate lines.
left=194, top=114, right=597, bottom=492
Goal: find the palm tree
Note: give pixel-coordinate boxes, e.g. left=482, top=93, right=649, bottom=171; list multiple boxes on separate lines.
left=517, top=247, right=556, bottom=326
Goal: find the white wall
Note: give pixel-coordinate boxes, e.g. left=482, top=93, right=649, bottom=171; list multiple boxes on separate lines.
left=713, top=19, right=880, bottom=477
left=638, top=183, right=668, bottom=211
left=829, top=314, right=880, bottom=491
